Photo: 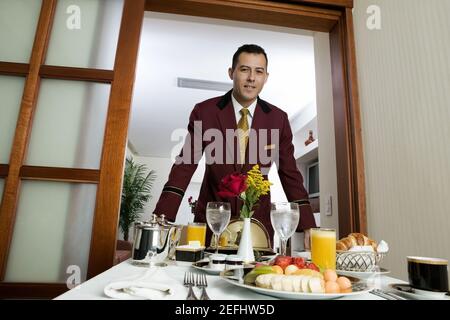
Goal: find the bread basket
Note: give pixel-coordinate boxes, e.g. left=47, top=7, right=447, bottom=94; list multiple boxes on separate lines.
left=336, top=251, right=386, bottom=272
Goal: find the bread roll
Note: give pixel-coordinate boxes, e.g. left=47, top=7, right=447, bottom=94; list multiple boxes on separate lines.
left=336, top=233, right=378, bottom=251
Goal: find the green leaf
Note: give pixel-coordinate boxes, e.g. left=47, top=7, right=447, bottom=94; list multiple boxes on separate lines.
left=119, top=156, right=157, bottom=239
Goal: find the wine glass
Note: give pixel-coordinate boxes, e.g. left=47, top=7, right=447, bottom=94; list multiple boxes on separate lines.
left=206, top=202, right=231, bottom=254
left=270, top=202, right=300, bottom=256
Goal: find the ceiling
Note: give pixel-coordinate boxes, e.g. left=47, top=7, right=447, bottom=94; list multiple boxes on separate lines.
left=129, top=12, right=316, bottom=158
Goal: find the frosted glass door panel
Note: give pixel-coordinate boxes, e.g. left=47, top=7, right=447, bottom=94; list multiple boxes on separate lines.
left=25, top=79, right=110, bottom=169
left=4, top=181, right=97, bottom=283
left=0, top=0, right=42, bottom=63
left=0, top=76, right=26, bottom=163
left=45, top=0, right=123, bottom=69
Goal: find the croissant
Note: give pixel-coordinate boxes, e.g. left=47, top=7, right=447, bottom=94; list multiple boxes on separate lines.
left=336, top=233, right=377, bottom=252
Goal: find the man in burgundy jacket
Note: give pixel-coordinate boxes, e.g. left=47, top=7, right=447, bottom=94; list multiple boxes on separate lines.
left=153, top=44, right=316, bottom=249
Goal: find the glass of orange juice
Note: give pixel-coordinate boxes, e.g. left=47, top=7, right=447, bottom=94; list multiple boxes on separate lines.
left=186, top=222, right=207, bottom=246
left=311, top=228, right=336, bottom=270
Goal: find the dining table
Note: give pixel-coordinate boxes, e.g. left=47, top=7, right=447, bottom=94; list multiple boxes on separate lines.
left=54, top=258, right=421, bottom=301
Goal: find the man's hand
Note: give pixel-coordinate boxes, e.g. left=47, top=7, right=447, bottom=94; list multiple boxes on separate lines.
left=304, top=229, right=311, bottom=250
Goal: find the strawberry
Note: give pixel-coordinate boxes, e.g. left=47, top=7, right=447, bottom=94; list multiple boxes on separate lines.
left=292, top=257, right=306, bottom=269
left=273, top=255, right=293, bottom=270
left=306, top=262, right=320, bottom=272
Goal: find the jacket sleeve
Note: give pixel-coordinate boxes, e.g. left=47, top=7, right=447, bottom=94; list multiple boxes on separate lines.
left=153, top=104, right=203, bottom=221
left=277, top=113, right=317, bottom=231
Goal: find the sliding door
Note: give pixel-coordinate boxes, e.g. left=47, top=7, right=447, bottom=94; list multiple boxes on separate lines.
left=0, top=0, right=145, bottom=298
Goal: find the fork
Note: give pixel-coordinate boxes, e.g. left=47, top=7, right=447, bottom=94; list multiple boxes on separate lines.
left=196, top=273, right=211, bottom=300
left=184, top=272, right=198, bottom=300
left=371, top=289, right=407, bottom=300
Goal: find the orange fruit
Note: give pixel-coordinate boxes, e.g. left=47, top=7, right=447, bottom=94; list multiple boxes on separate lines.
left=336, top=276, right=352, bottom=290
left=325, top=281, right=340, bottom=294
left=323, top=269, right=338, bottom=282
left=271, top=265, right=284, bottom=274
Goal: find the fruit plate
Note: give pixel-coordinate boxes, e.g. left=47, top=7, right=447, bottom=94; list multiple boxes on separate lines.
left=220, top=268, right=373, bottom=300
left=336, top=268, right=390, bottom=280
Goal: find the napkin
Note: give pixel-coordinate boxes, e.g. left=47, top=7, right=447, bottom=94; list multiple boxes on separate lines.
left=104, top=267, right=176, bottom=300
left=104, top=280, right=173, bottom=300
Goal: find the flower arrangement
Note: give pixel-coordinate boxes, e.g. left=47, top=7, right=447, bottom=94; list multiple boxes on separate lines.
left=188, top=196, right=198, bottom=214
left=218, top=165, right=271, bottom=218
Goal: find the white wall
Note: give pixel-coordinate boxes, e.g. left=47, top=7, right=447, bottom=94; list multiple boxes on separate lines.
left=353, top=0, right=450, bottom=281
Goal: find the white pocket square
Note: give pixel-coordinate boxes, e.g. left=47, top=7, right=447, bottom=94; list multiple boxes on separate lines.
left=264, top=144, right=276, bottom=150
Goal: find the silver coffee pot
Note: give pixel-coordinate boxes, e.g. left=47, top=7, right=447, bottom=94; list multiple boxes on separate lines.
left=132, top=214, right=182, bottom=266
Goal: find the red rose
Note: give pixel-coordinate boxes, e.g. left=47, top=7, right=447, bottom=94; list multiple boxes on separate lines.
left=217, top=173, right=248, bottom=198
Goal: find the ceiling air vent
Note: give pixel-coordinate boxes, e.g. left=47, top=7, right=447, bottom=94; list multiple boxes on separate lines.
left=177, top=77, right=232, bottom=92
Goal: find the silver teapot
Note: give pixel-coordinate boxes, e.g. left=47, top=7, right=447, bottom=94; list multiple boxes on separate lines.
left=132, top=214, right=182, bottom=266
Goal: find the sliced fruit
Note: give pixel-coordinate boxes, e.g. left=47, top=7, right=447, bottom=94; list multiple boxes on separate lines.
left=292, top=275, right=303, bottom=292
left=301, top=275, right=312, bottom=293
left=270, top=275, right=284, bottom=291
left=308, top=277, right=325, bottom=293
left=281, top=276, right=295, bottom=292
left=284, top=264, right=299, bottom=275
left=255, top=274, right=274, bottom=289
left=305, top=262, right=320, bottom=272
left=271, top=265, right=284, bottom=274
left=292, top=257, right=306, bottom=269
left=244, top=266, right=276, bottom=284
left=273, top=256, right=293, bottom=270
left=293, top=268, right=324, bottom=279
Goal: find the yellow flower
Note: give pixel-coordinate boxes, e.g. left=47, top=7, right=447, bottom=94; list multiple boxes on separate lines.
left=236, top=165, right=272, bottom=218
left=246, top=165, right=272, bottom=197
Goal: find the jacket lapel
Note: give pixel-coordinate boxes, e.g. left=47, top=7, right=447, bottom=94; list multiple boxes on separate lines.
left=216, top=91, right=239, bottom=172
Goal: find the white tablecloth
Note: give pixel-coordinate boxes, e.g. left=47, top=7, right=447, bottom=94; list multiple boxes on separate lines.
left=55, top=259, right=410, bottom=300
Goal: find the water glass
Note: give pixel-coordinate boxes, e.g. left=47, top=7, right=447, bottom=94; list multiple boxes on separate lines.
left=270, top=202, right=299, bottom=256
left=206, top=202, right=231, bottom=253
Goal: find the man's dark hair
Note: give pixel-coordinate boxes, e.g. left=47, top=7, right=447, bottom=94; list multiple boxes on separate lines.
left=231, top=44, right=268, bottom=71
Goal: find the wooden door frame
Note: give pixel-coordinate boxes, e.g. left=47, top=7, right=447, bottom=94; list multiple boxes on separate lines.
left=0, top=0, right=364, bottom=298
left=145, top=0, right=367, bottom=238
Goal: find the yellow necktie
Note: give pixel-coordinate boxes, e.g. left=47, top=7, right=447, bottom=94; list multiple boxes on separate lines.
left=237, top=108, right=250, bottom=163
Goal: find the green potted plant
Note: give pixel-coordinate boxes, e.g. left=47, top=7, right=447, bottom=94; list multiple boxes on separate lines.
left=120, top=156, right=156, bottom=241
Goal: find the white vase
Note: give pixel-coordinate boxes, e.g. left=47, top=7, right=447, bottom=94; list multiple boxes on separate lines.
left=237, top=218, right=255, bottom=263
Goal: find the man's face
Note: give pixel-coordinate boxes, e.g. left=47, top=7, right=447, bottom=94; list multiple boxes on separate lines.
left=228, top=52, right=268, bottom=107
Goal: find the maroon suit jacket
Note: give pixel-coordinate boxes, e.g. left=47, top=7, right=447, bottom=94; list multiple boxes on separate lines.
left=153, top=90, right=316, bottom=245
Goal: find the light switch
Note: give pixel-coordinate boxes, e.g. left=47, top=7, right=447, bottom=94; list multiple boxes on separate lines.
left=325, top=195, right=332, bottom=216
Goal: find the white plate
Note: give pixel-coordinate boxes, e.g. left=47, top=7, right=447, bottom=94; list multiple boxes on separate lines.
left=336, top=268, right=390, bottom=279
left=220, top=269, right=372, bottom=300
left=389, top=283, right=450, bottom=300
left=192, top=261, right=224, bottom=275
